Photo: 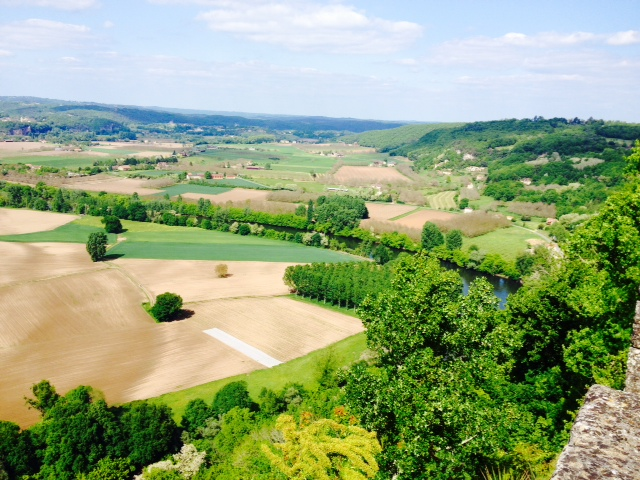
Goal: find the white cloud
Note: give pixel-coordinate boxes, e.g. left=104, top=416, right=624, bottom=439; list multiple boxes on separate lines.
left=0, top=0, right=99, bottom=10
left=0, top=19, right=92, bottom=50
left=103, top=20, right=115, bottom=29
left=396, top=58, right=418, bottom=66
left=150, top=0, right=422, bottom=54
left=427, top=30, right=640, bottom=72
left=0, top=49, right=12, bottom=56
left=607, top=30, right=640, bottom=46
left=61, top=56, right=80, bottom=63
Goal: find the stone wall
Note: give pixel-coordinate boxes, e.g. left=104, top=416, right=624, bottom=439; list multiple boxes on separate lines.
left=551, top=302, right=640, bottom=480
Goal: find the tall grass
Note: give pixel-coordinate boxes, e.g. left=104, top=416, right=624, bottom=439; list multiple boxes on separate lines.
left=267, top=190, right=322, bottom=203
left=506, top=202, right=556, bottom=219
left=212, top=200, right=298, bottom=214
left=360, top=219, right=422, bottom=242
left=433, top=211, right=511, bottom=237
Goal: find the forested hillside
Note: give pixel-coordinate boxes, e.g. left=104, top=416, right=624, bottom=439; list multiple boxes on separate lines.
left=0, top=97, right=406, bottom=143
left=346, top=117, right=640, bottom=217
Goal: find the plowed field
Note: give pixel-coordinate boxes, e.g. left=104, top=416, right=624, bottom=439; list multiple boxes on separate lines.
left=187, top=297, right=364, bottom=363
left=0, top=208, right=78, bottom=235
left=112, top=259, right=295, bottom=302
left=1, top=235, right=361, bottom=427
left=393, top=209, right=458, bottom=229
left=182, top=188, right=270, bottom=203
left=365, top=203, right=417, bottom=221
left=64, top=177, right=164, bottom=196
left=333, top=166, right=411, bottom=184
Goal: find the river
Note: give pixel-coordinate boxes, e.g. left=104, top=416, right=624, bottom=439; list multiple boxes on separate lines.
left=441, top=261, right=521, bottom=309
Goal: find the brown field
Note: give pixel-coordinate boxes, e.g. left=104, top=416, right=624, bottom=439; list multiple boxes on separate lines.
left=63, top=176, right=165, bottom=195
left=0, top=141, right=57, bottom=156
left=0, top=208, right=79, bottom=235
left=188, top=297, right=364, bottom=363
left=393, top=209, right=458, bottom=229
left=95, top=141, right=186, bottom=150
left=365, top=202, right=417, bottom=221
left=0, top=242, right=102, bottom=286
left=0, top=244, right=361, bottom=427
left=333, top=166, right=412, bottom=185
left=181, top=189, right=271, bottom=204
left=112, top=259, right=296, bottom=303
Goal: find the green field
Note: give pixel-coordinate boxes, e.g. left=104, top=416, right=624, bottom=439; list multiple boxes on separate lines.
left=0, top=223, right=117, bottom=243
left=428, top=191, right=457, bottom=210
left=463, top=227, right=542, bottom=262
left=108, top=240, right=356, bottom=263
left=186, top=143, right=392, bottom=174
left=2, top=155, right=98, bottom=169
left=205, top=178, right=268, bottom=188
left=72, top=216, right=360, bottom=263
left=151, top=332, right=367, bottom=421
left=159, top=184, right=233, bottom=197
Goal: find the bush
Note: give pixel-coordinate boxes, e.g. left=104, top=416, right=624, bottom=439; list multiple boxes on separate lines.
left=102, top=215, right=123, bottom=234
left=238, top=223, right=251, bottom=236
left=215, top=264, right=228, bottom=278
left=150, top=293, right=183, bottom=322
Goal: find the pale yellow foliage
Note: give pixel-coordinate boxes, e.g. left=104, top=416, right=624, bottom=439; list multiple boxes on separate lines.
left=262, top=414, right=381, bottom=480
left=215, top=263, right=229, bottom=278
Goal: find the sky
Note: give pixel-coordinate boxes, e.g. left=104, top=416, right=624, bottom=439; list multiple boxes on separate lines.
left=0, top=0, right=639, bottom=122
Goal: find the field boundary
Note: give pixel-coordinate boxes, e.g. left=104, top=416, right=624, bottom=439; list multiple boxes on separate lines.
left=388, top=207, right=421, bottom=221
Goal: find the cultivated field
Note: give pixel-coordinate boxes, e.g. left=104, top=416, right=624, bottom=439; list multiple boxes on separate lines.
left=365, top=202, right=417, bottom=221
left=63, top=176, right=166, bottom=196
left=0, top=210, right=362, bottom=427
left=0, top=208, right=78, bottom=235
left=0, top=241, right=102, bottom=286
left=333, top=166, right=412, bottom=185
left=428, top=191, right=458, bottom=210
left=0, top=141, right=56, bottom=156
left=112, top=259, right=295, bottom=303
left=187, top=297, right=364, bottom=363
left=393, top=209, right=459, bottom=229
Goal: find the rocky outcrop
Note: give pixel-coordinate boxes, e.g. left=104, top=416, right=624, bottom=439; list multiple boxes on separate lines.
left=551, top=302, right=640, bottom=480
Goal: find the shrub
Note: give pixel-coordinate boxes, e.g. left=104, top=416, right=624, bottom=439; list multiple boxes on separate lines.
left=215, top=264, right=228, bottom=278
left=150, top=292, right=183, bottom=322
left=238, top=223, right=251, bottom=236
left=102, top=215, right=123, bottom=234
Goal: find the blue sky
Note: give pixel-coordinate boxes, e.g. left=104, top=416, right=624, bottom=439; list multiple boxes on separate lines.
left=0, top=0, right=639, bottom=122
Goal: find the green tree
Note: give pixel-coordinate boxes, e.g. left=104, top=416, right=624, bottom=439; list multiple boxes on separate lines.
left=421, top=221, right=444, bottom=251
left=211, top=381, right=256, bottom=417
left=25, top=379, right=60, bottom=414
left=181, top=399, right=213, bottom=436
left=345, top=254, right=532, bottom=479
left=446, top=229, right=463, bottom=250
left=120, top=402, right=180, bottom=467
left=81, top=457, right=135, bottom=480
left=150, top=293, right=183, bottom=322
left=86, top=232, right=107, bottom=262
left=101, top=215, right=123, bottom=234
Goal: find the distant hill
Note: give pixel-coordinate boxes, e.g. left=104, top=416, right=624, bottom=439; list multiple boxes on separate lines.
left=345, top=117, right=640, bottom=216
left=341, top=123, right=461, bottom=151
left=0, top=96, right=406, bottom=136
